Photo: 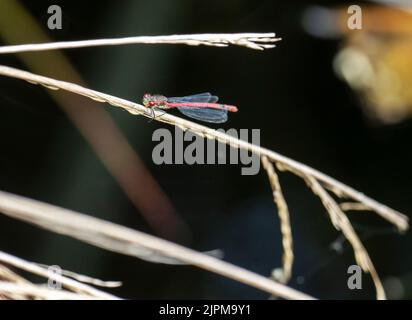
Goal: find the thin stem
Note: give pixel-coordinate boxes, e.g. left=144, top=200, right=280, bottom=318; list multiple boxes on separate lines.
left=304, top=176, right=386, bottom=300
left=0, top=251, right=120, bottom=299
left=0, top=33, right=281, bottom=54
left=0, top=281, right=103, bottom=300
left=261, top=156, right=294, bottom=284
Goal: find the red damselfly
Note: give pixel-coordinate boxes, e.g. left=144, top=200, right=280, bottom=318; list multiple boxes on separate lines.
left=142, top=92, right=238, bottom=123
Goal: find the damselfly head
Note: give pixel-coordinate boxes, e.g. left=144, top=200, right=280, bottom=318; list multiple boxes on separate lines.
left=142, top=93, right=152, bottom=107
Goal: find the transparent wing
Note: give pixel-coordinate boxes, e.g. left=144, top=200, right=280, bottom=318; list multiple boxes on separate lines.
left=177, top=106, right=228, bottom=123
left=167, top=92, right=219, bottom=103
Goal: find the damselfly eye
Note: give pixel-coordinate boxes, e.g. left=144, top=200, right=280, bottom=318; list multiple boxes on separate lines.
left=148, top=101, right=156, bottom=107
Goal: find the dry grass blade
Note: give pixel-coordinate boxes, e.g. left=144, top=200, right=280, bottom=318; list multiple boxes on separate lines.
left=0, top=281, right=102, bottom=300
left=0, top=264, right=33, bottom=299
left=340, top=202, right=372, bottom=212
left=0, top=264, right=31, bottom=285
left=0, top=190, right=314, bottom=300
left=0, top=33, right=281, bottom=54
left=35, top=264, right=122, bottom=288
left=304, top=175, right=386, bottom=300
left=0, top=64, right=407, bottom=233
left=261, top=156, right=293, bottom=284
left=0, top=251, right=120, bottom=299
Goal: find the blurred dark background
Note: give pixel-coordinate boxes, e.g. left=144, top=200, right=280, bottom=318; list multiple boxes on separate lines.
left=0, top=0, right=411, bottom=299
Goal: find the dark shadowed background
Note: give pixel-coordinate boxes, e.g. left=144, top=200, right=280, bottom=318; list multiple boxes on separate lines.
left=0, top=0, right=411, bottom=299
